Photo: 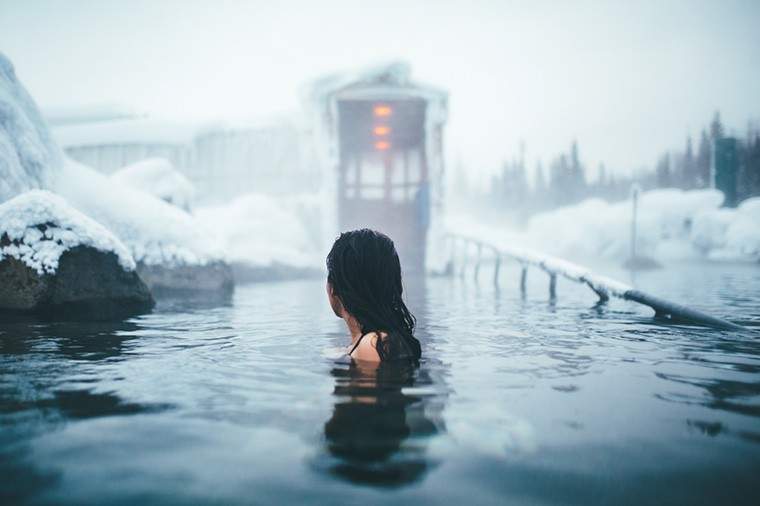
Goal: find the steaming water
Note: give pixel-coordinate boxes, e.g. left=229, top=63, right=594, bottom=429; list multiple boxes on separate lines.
left=1, top=263, right=759, bottom=505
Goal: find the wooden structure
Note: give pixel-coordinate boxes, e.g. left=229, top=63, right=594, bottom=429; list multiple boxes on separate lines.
left=310, top=63, right=447, bottom=274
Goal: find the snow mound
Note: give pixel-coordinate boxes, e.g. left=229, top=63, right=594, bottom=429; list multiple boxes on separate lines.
left=692, top=197, right=760, bottom=260
left=195, top=193, right=322, bottom=269
left=525, top=189, right=760, bottom=262
left=0, top=53, right=63, bottom=203
left=111, top=157, right=196, bottom=211
left=0, top=190, right=134, bottom=274
left=54, top=160, right=224, bottom=267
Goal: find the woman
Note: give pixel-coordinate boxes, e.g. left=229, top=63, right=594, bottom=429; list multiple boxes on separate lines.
left=326, top=229, right=421, bottom=362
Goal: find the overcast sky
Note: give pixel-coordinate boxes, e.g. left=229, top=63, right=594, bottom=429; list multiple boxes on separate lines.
left=2, top=0, right=759, bottom=181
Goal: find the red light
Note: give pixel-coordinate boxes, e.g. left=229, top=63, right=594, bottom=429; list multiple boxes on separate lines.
left=373, top=105, right=392, bottom=117
left=373, top=125, right=391, bottom=136
left=374, top=140, right=391, bottom=150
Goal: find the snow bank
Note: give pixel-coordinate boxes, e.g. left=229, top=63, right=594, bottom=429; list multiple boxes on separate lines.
left=0, top=53, right=63, bottom=203
left=195, top=193, right=322, bottom=269
left=524, top=189, right=760, bottom=262
left=110, top=157, right=196, bottom=211
left=692, top=197, right=760, bottom=260
left=0, top=190, right=134, bottom=274
left=54, top=160, right=224, bottom=267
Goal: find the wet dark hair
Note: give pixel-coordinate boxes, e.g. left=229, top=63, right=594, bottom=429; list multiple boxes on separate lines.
left=326, top=229, right=421, bottom=361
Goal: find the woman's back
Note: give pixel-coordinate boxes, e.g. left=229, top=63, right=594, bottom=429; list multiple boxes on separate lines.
left=326, top=229, right=421, bottom=363
left=349, top=330, right=420, bottom=362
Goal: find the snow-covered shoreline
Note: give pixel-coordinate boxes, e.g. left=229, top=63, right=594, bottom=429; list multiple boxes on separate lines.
left=449, top=189, right=760, bottom=265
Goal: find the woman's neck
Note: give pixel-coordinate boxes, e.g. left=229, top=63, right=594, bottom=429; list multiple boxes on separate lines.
left=343, top=314, right=364, bottom=344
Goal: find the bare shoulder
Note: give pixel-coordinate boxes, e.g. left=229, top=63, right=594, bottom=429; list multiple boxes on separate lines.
left=350, top=332, right=382, bottom=362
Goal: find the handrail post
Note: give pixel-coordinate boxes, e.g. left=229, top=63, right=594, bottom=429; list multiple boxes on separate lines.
left=549, top=273, right=557, bottom=299
left=474, top=243, right=482, bottom=282
left=493, top=253, right=501, bottom=287
left=448, top=236, right=456, bottom=276
left=459, top=241, right=467, bottom=279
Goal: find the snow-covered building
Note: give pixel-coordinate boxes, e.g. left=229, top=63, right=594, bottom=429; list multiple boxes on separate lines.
left=46, top=107, right=319, bottom=203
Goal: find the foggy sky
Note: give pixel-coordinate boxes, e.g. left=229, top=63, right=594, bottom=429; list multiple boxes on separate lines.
left=1, top=0, right=759, bottom=182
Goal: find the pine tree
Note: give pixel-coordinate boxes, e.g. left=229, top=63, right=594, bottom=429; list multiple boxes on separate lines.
left=683, top=135, right=695, bottom=189
left=534, top=160, right=546, bottom=192
left=745, top=132, right=760, bottom=199
left=696, top=129, right=711, bottom=188
left=656, top=153, right=672, bottom=187
left=710, top=111, right=725, bottom=141
left=568, top=140, right=586, bottom=202
left=533, top=160, right=546, bottom=212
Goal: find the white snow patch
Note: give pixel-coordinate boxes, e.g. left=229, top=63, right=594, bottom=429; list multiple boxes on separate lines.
left=195, top=193, right=322, bottom=269
left=110, top=158, right=196, bottom=211
left=693, top=197, right=760, bottom=260
left=448, top=189, right=760, bottom=264
left=54, top=159, right=224, bottom=267
left=0, top=190, right=134, bottom=274
left=525, top=189, right=760, bottom=262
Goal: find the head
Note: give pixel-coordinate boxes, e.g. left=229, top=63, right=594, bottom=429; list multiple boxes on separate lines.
left=326, top=229, right=420, bottom=360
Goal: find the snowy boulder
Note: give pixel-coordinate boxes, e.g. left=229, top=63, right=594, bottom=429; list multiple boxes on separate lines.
left=110, top=157, right=196, bottom=212
left=0, top=190, right=154, bottom=318
left=0, top=53, right=63, bottom=203
left=53, top=160, right=234, bottom=294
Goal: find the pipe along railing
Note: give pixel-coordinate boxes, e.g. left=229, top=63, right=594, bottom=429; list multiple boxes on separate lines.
left=446, top=234, right=745, bottom=331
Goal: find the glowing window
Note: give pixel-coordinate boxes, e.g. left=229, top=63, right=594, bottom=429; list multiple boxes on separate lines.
left=373, top=125, right=391, bottom=136
left=375, top=140, right=391, bottom=150
left=373, top=105, right=392, bottom=117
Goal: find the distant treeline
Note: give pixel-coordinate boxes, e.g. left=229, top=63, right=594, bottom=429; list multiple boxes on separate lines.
left=461, top=111, right=760, bottom=217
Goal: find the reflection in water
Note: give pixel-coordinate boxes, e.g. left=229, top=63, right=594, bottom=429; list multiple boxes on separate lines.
left=0, top=269, right=758, bottom=504
left=0, top=320, right=176, bottom=421
left=0, top=319, right=175, bottom=505
left=322, top=359, right=444, bottom=487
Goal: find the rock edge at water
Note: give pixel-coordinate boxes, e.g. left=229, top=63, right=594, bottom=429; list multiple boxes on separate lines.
left=137, top=260, right=234, bottom=295
left=0, top=245, right=154, bottom=320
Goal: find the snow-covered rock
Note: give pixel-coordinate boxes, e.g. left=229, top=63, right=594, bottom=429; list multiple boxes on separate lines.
left=110, top=157, right=196, bottom=211
left=0, top=52, right=232, bottom=297
left=54, top=160, right=233, bottom=293
left=0, top=53, right=63, bottom=203
left=0, top=190, right=134, bottom=274
left=54, top=159, right=223, bottom=268
left=0, top=190, right=153, bottom=318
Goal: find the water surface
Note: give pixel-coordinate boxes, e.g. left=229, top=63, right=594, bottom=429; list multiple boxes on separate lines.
left=1, top=262, right=759, bottom=505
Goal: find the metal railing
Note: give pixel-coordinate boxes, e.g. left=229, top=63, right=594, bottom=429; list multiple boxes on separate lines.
left=446, top=234, right=745, bottom=331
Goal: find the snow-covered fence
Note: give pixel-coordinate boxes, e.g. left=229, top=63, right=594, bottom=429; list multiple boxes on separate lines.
left=446, top=234, right=745, bottom=331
